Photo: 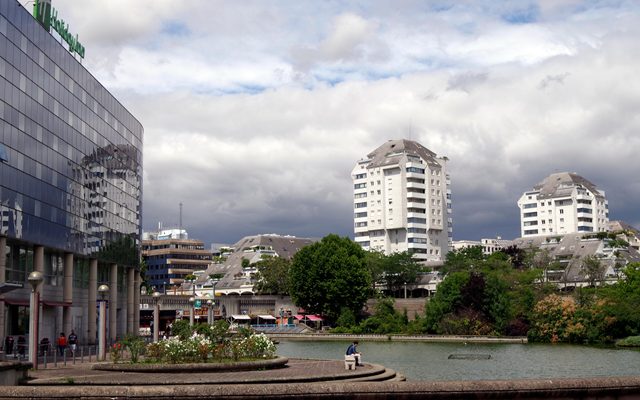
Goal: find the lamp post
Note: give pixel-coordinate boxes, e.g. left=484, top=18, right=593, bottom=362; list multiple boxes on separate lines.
left=206, top=299, right=213, bottom=325
left=152, top=291, right=161, bottom=342
left=209, top=274, right=222, bottom=324
left=97, top=284, right=109, bottom=361
left=188, top=296, right=195, bottom=326
left=27, top=271, right=43, bottom=368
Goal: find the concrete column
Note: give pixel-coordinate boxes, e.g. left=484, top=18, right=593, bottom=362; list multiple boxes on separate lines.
left=62, top=253, right=73, bottom=334
left=87, top=259, right=97, bottom=345
left=109, top=263, right=118, bottom=342
left=127, top=268, right=134, bottom=334
left=133, top=270, right=141, bottom=336
left=0, top=237, right=6, bottom=344
left=34, top=245, right=44, bottom=273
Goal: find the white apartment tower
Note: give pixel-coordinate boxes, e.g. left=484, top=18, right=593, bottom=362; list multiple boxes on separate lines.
left=517, top=172, right=609, bottom=237
left=352, top=139, right=452, bottom=261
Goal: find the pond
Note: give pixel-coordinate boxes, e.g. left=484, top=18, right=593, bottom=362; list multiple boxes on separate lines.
left=276, top=339, right=640, bottom=381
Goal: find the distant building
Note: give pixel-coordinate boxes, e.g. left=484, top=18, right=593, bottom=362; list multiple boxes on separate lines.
left=608, top=221, right=640, bottom=251
left=517, top=172, right=609, bottom=238
left=511, top=233, right=640, bottom=288
left=451, top=237, right=511, bottom=256
left=142, top=235, right=213, bottom=292
left=352, top=139, right=451, bottom=261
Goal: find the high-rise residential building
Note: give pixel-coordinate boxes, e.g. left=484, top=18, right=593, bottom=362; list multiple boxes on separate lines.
left=517, top=172, right=609, bottom=237
left=0, top=1, right=143, bottom=346
left=352, top=139, right=451, bottom=261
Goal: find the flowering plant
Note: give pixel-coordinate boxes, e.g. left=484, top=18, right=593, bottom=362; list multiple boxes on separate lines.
left=110, top=342, right=123, bottom=363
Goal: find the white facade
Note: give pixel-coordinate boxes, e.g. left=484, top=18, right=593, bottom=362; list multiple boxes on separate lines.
left=352, top=139, right=451, bottom=261
left=517, top=172, right=609, bottom=237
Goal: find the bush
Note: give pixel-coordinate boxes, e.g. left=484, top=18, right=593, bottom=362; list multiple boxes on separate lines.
left=122, top=334, right=145, bottom=363
left=616, top=336, right=640, bottom=347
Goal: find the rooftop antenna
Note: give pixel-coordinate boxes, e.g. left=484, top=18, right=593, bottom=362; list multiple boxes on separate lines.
left=179, top=202, right=183, bottom=239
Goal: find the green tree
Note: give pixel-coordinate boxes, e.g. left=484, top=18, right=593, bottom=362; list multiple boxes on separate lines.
left=289, top=234, right=371, bottom=321
left=382, top=252, right=421, bottom=295
left=443, top=246, right=484, bottom=273
left=582, top=255, right=604, bottom=288
left=423, top=271, right=470, bottom=332
left=253, top=257, right=292, bottom=295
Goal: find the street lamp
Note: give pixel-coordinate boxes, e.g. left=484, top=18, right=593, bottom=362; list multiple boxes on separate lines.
left=97, top=284, right=109, bottom=361
left=206, top=299, right=213, bottom=325
left=27, top=271, right=43, bottom=368
left=152, top=291, right=161, bottom=342
left=209, top=274, right=222, bottom=324
left=188, top=296, right=195, bottom=326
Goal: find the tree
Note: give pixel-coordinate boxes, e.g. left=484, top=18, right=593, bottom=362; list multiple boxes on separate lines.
left=289, top=234, right=371, bottom=321
left=253, top=257, right=292, bottom=295
left=382, top=252, right=421, bottom=295
left=582, top=255, right=604, bottom=288
left=443, top=246, right=484, bottom=273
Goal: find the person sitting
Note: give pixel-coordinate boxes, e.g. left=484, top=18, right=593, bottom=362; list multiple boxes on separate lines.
left=346, top=340, right=362, bottom=366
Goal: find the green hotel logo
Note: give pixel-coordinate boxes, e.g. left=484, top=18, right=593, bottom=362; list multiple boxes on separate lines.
left=33, top=0, right=85, bottom=59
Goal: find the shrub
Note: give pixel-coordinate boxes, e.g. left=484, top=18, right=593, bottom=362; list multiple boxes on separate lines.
left=122, top=334, right=145, bottom=363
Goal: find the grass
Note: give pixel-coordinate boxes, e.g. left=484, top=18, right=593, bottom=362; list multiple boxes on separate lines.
left=615, top=336, right=640, bottom=347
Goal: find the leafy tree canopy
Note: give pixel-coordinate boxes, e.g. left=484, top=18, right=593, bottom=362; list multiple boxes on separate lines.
left=253, top=256, right=292, bottom=295
left=289, top=234, right=371, bottom=320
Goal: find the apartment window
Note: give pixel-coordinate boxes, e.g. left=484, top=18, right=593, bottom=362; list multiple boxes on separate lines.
left=354, top=212, right=367, bottom=218
left=523, top=203, right=537, bottom=209
left=355, top=202, right=367, bottom=208
left=559, top=209, right=564, bottom=214
left=377, top=190, right=381, bottom=195
left=354, top=183, right=366, bottom=189
left=355, top=173, right=367, bottom=179
left=559, top=218, right=564, bottom=222
left=388, top=200, right=393, bottom=205
left=406, top=167, right=425, bottom=174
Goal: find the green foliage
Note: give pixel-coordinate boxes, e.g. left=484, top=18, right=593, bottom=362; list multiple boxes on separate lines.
left=121, top=334, right=146, bottom=363
left=335, top=307, right=357, bottom=328
left=241, top=258, right=251, bottom=269
left=358, top=298, right=407, bottom=334
left=616, top=336, right=640, bottom=347
left=171, top=319, right=193, bottom=340
left=381, top=252, right=421, bottom=294
left=289, top=234, right=371, bottom=320
left=253, top=257, right=292, bottom=295
left=424, top=271, right=469, bottom=332
left=443, top=246, right=484, bottom=273
left=582, top=255, right=604, bottom=287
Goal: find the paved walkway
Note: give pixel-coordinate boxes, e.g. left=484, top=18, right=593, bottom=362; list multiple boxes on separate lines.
left=27, top=358, right=384, bottom=385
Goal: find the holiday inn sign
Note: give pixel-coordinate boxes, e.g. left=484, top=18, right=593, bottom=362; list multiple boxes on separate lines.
left=32, top=0, right=85, bottom=59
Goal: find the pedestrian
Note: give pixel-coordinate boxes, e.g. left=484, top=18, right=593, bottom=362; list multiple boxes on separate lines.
left=68, top=330, right=78, bottom=354
left=346, top=340, right=362, bottom=366
left=57, top=332, right=67, bottom=356
left=4, top=335, right=14, bottom=357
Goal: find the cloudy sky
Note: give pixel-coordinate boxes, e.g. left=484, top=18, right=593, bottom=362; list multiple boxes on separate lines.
left=44, top=0, right=640, bottom=245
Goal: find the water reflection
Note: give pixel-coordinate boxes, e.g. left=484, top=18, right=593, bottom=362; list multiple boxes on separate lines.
left=276, top=340, right=640, bottom=381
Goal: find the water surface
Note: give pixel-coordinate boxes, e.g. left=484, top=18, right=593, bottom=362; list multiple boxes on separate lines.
left=276, top=339, right=640, bottom=381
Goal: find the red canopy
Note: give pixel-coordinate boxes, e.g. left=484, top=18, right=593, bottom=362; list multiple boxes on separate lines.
left=306, top=315, right=323, bottom=321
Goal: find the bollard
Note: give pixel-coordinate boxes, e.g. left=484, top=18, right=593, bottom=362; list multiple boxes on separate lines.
left=80, top=346, right=84, bottom=363
left=43, top=351, right=47, bottom=369
left=53, top=349, right=57, bottom=367
left=63, top=349, right=67, bottom=366
left=72, top=348, right=76, bottom=365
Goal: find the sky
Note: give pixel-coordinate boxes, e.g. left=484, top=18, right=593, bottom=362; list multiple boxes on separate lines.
left=38, top=0, right=640, bottom=245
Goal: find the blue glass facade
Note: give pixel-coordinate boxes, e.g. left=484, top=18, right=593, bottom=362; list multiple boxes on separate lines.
left=0, top=1, right=142, bottom=343
left=0, top=1, right=142, bottom=258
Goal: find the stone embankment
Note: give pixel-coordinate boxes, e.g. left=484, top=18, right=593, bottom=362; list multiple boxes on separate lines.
left=267, top=333, right=528, bottom=343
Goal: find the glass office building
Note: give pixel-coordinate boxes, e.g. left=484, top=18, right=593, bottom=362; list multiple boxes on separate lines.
left=0, top=1, right=143, bottom=348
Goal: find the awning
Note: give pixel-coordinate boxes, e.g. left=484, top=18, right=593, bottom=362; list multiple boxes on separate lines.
left=0, top=282, right=23, bottom=295
left=306, top=315, right=323, bottom=321
left=42, top=300, right=72, bottom=307
left=258, top=315, right=276, bottom=320
left=231, top=314, right=251, bottom=320
left=3, top=298, right=29, bottom=306
left=294, top=314, right=304, bottom=320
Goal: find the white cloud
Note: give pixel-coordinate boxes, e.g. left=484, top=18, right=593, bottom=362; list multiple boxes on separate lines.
left=36, top=1, right=640, bottom=242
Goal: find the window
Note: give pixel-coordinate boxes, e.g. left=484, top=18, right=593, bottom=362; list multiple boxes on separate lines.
left=523, top=203, right=537, bottom=209
left=523, top=212, right=537, bottom=218
left=355, top=202, right=367, bottom=208
left=559, top=209, right=564, bottom=214
left=355, top=173, right=366, bottom=179
left=354, top=183, right=366, bottom=189
left=354, top=212, right=367, bottom=218
left=406, top=167, right=425, bottom=174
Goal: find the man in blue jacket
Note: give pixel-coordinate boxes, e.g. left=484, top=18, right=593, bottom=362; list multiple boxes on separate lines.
left=346, top=341, right=362, bottom=366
